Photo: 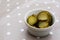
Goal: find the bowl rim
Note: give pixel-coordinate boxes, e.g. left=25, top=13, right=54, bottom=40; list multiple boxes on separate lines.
left=24, top=8, right=55, bottom=30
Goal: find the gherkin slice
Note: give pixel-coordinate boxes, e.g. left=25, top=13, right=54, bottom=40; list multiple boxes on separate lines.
left=47, top=13, right=53, bottom=26
left=38, top=22, right=49, bottom=28
left=38, top=11, right=49, bottom=21
left=27, top=14, right=37, bottom=26
left=44, top=11, right=53, bottom=26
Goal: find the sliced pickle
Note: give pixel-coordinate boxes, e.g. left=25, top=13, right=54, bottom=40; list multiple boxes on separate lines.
left=27, top=14, right=37, bottom=26
left=38, top=22, right=49, bottom=28
left=38, top=11, right=49, bottom=21
left=48, top=13, right=53, bottom=26
left=45, top=11, right=53, bottom=26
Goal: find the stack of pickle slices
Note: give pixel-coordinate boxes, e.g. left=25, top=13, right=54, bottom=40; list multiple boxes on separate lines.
left=27, top=11, right=53, bottom=28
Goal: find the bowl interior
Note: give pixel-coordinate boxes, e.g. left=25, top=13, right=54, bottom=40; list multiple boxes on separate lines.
left=25, top=9, right=55, bottom=30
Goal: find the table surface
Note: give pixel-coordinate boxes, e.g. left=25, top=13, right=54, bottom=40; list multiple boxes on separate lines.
left=0, top=0, right=60, bottom=40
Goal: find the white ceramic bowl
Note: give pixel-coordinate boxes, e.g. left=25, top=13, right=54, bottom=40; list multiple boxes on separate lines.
left=24, top=9, right=55, bottom=37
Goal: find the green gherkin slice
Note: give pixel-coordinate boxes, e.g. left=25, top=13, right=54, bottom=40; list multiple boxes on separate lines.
left=44, top=11, right=53, bottom=26
left=27, top=14, right=37, bottom=26
left=47, top=13, right=53, bottom=26
left=38, top=11, right=49, bottom=21
left=38, top=22, right=49, bottom=28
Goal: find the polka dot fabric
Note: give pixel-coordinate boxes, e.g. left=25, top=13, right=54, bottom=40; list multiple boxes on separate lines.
left=0, top=0, right=60, bottom=40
